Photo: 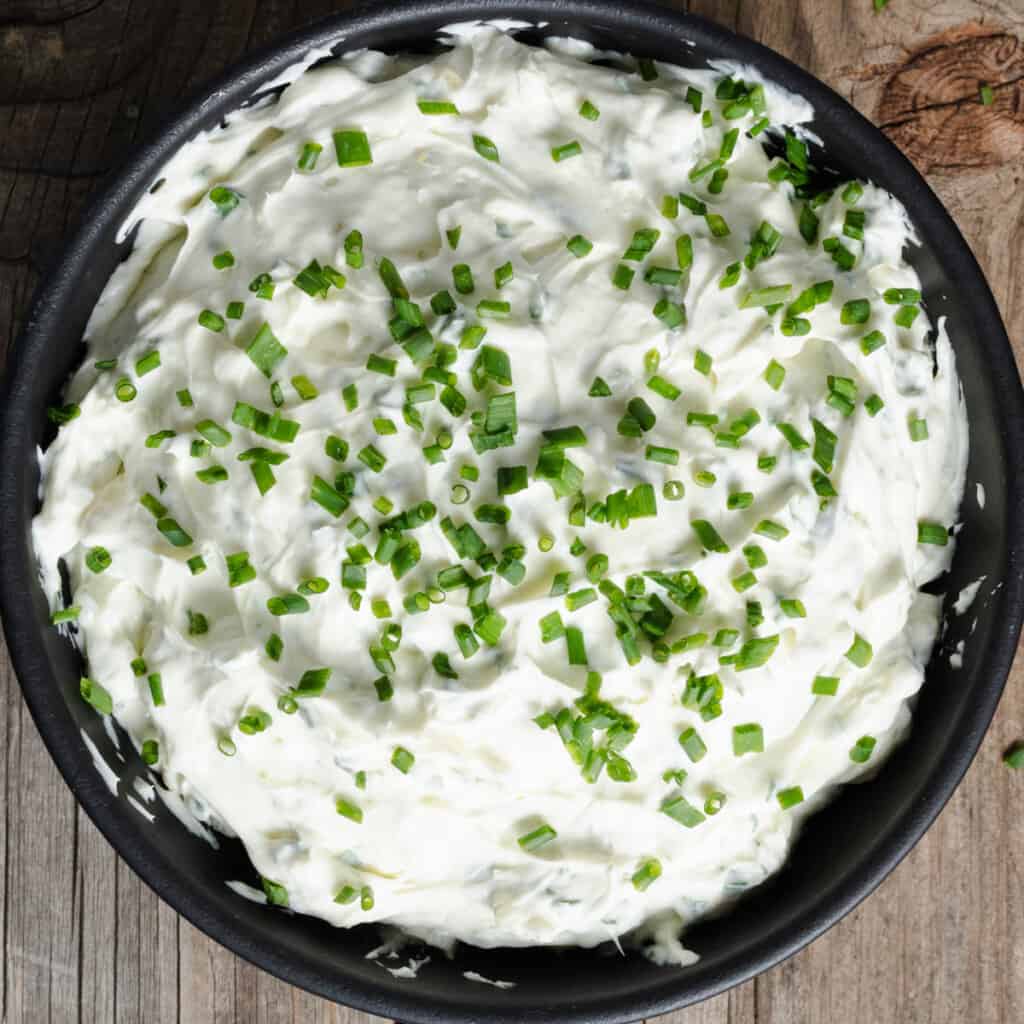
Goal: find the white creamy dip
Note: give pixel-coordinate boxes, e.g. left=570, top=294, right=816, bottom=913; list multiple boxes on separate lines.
left=33, top=26, right=968, bottom=960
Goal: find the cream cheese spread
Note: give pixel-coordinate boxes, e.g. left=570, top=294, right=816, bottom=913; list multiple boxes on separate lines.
left=33, top=26, right=968, bottom=960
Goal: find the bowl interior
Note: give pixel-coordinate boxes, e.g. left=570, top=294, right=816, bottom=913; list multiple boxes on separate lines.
left=2, top=3, right=1021, bottom=1023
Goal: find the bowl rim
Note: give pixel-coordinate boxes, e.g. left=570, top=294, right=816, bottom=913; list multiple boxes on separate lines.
left=2, top=1, right=1023, bottom=1021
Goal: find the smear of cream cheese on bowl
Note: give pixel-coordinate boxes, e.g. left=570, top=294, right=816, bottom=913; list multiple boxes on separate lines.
left=32, top=20, right=969, bottom=971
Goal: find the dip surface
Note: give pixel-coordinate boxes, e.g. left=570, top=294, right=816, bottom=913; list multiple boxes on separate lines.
left=33, top=26, right=968, bottom=959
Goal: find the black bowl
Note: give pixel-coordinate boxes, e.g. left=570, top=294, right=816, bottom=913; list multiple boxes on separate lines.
left=2, top=2, right=1022, bottom=1022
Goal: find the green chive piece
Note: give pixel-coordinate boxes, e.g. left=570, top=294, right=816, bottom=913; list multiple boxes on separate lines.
left=812, top=675, right=839, bottom=696
left=417, top=99, right=459, bottom=115
left=551, top=140, right=583, bottom=162
left=741, top=285, right=791, bottom=309
left=612, top=264, right=635, bottom=290
left=777, top=786, right=804, bottom=809
left=691, top=520, right=729, bottom=553
left=147, top=673, right=165, bottom=707
left=908, top=416, right=929, bottom=442
left=763, top=359, right=786, bottom=390
left=80, top=676, right=113, bottom=714
left=335, top=797, right=363, bottom=823
left=567, top=234, right=593, bottom=258
left=333, top=129, right=373, bottom=167
left=845, top=632, right=873, bottom=667
left=860, top=329, right=886, bottom=355
left=472, top=134, right=500, bottom=162
left=661, top=794, right=705, bottom=828
left=245, top=323, right=288, bottom=378
left=198, top=310, right=225, bottom=333
left=841, top=298, right=871, bottom=325
left=85, top=546, right=112, bottom=573
left=731, top=722, right=764, bottom=756
left=917, top=520, right=949, bottom=546
left=518, top=824, right=557, bottom=852
left=850, top=735, right=877, bottom=763
left=632, top=858, right=662, bottom=891
left=736, top=634, right=779, bottom=670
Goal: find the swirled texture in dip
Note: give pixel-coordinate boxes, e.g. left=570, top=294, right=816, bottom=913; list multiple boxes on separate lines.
left=33, top=26, right=968, bottom=961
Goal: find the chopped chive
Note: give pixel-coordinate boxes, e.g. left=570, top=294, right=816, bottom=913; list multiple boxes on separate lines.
left=472, top=134, right=500, bottom=162
left=840, top=299, right=871, bottom=325
left=147, top=673, right=165, bottom=706
left=777, top=423, right=809, bottom=451
left=647, top=375, right=681, bottom=400
left=612, top=264, right=635, bottom=290
left=632, top=858, right=662, bottom=891
left=894, top=304, right=920, bottom=328
left=588, top=376, right=612, bottom=397
left=883, top=287, right=921, bottom=305
left=741, top=284, right=791, bottom=309
left=732, top=570, right=757, bottom=592
left=645, top=265, right=683, bottom=287
left=245, top=323, right=288, bottom=378
left=661, top=794, right=705, bottom=828
left=85, top=546, right=112, bottom=573
left=297, top=141, right=322, bottom=170
left=691, top=519, right=729, bottom=553
left=477, top=299, right=511, bottom=319
left=518, top=824, right=557, bottom=852
left=579, top=98, right=600, bottom=120
left=566, top=625, right=587, bottom=665
left=842, top=180, right=864, bottom=204
left=727, top=491, right=753, bottom=511
left=335, top=797, right=363, bottom=823
left=497, top=465, right=529, bottom=496
left=195, top=465, right=228, bottom=484
left=198, top=310, right=225, bottom=332
left=678, top=727, right=707, bottom=763
left=208, top=186, right=242, bottom=217
left=811, top=418, right=837, bottom=473
left=780, top=598, right=806, bottom=618
left=567, top=234, right=593, bottom=258
left=417, top=99, right=459, bottom=115
left=226, top=300, right=245, bottom=320
left=676, top=234, right=694, bottom=271
left=763, top=359, right=786, bottom=390
left=811, top=470, right=837, bottom=498
left=845, top=632, right=873, bottom=667
left=917, top=520, right=948, bottom=546
left=566, top=588, right=597, bottom=612
left=860, top=330, right=886, bottom=355
left=705, top=213, right=730, bottom=237
left=812, top=675, right=839, bottom=696
left=850, top=735, right=877, bottom=763
left=80, top=677, right=113, bottom=714
left=551, top=140, right=583, bottom=162
left=865, top=394, right=885, bottom=416
left=333, top=129, right=372, bottom=167
left=736, top=634, right=779, bottom=670
left=645, top=444, right=679, bottom=465
left=777, top=786, right=804, bottom=809
left=908, top=416, right=929, bottom=442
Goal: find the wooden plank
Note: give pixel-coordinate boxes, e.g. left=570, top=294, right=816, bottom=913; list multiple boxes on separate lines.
left=1, top=1, right=1022, bottom=1022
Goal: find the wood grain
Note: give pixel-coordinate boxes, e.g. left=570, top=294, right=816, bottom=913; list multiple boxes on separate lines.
left=1, top=2, right=1022, bottom=1022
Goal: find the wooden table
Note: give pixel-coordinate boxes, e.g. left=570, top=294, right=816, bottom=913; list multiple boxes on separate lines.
left=2, top=1, right=1022, bottom=1021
